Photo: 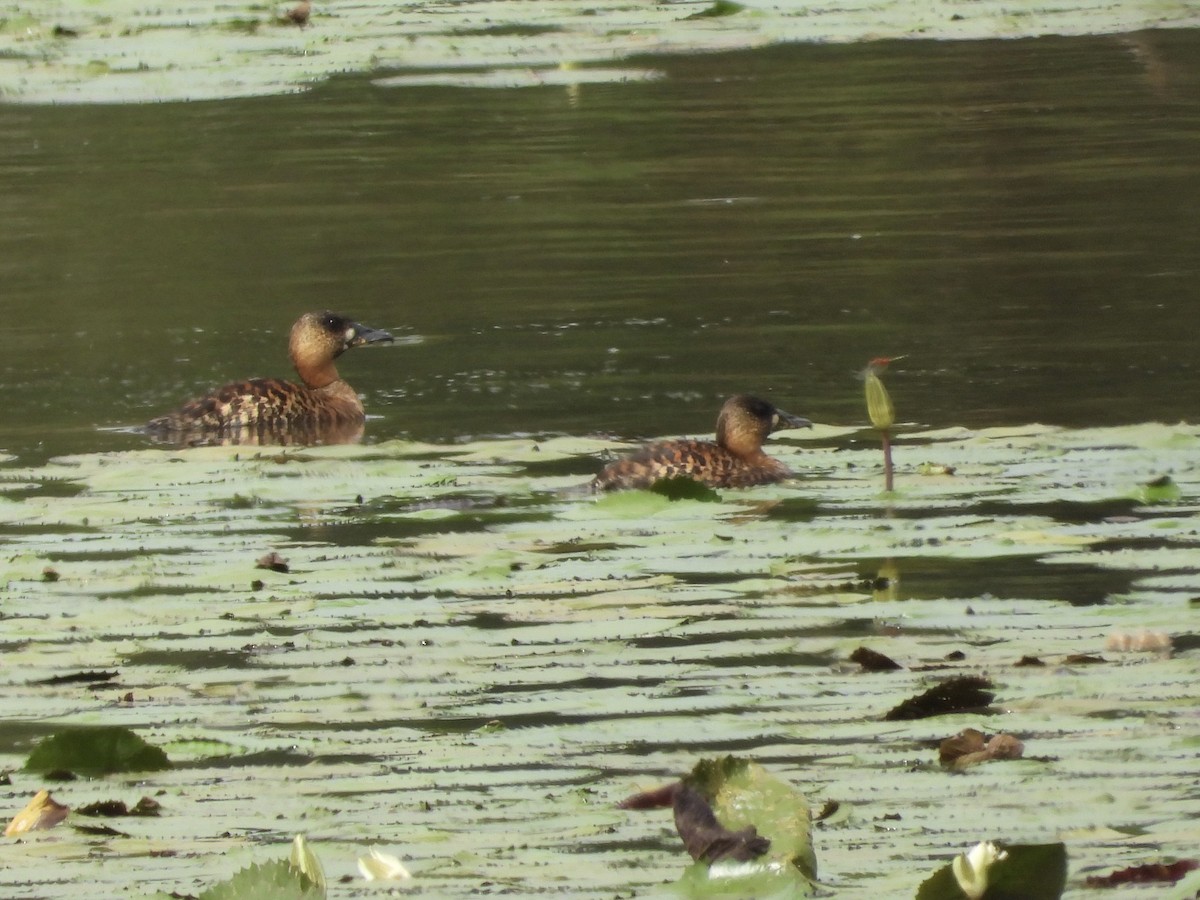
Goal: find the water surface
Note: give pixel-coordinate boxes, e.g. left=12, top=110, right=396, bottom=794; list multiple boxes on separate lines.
left=1, top=31, right=1198, bottom=461
left=2, top=32, right=1200, bottom=900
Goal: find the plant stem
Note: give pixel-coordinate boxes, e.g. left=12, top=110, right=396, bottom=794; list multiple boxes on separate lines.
left=882, top=428, right=893, bottom=492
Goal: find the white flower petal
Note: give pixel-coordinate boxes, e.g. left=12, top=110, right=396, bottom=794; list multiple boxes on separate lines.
left=952, top=841, right=1007, bottom=900
left=357, top=845, right=413, bottom=881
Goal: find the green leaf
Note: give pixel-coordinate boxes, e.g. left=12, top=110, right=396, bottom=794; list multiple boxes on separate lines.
left=1133, top=474, right=1181, bottom=504
left=916, top=842, right=1067, bottom=900
left=25, top=726, right=170, bottom=775
left=198, top=858, right=324, bottom=900
left=684, top=757, right=816, bottom=886
left=685, top=1, right=746, bottom=18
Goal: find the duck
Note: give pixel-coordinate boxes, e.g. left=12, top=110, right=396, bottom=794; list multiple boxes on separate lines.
left=592, top=394, right=811, bottom=491
left=147, top=310, right=392, bottom=446
left=282, top=0, right=311, bottom=27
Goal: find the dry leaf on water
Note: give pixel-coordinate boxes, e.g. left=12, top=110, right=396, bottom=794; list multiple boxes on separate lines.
left=5, top=790, right=70, bottom=836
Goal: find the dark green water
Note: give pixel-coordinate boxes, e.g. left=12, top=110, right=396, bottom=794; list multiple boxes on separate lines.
left=2, top=30, right=1198, bottom=461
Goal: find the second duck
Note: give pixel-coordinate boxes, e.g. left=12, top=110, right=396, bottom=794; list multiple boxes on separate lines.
left=592, top=394, right=811, bottom=491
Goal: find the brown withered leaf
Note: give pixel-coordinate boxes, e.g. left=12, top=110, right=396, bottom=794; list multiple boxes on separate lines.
left=74, top=797, right=158, bottom=818
left=939, top=728, right=1025, bottom=771
left=255, top=551, right=289, bottom=573
left=75, top=800, right=129, bottom=817
left=672, top=784, right=770, bottom=863
left=132, top=796, right=162, bottom=816
left=850, top=646, right=902, bottom=672
left=884, top=675, right=994, bottom=721
left=32, top=670, right=119, bottom=686
left=939, top=727, right=987, bottom=763
left=4, top=789, right=70, bottom=836
left=1085, top=859, right=1198, bottom=886
left=985, top=733, right=1024, bottom=760
left=617, top=781, right=678, bottom=810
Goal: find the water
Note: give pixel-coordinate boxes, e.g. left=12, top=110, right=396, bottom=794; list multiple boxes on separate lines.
left=2, top=31, right=1198, bottom=462
left=3, top=32, right=1200, bottom=899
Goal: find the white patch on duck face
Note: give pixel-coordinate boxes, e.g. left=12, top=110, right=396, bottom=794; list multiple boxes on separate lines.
left=344, top=327, right=357, bottom=343
left=771, top=413, right=779, bottom=427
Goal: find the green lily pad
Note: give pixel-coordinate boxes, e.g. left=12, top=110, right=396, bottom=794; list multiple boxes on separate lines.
left=685, top=757, right=816, bottom=885
left=196, top=858, right=323, bottom=900
left=916, top=842, right=1067, bottom=900
left=25, top=726, right=171, bottom=776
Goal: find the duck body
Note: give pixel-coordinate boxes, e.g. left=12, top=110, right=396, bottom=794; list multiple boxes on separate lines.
left=592, top=394, right=810, bottom=491
left=147, top=311, right=392, bottom=446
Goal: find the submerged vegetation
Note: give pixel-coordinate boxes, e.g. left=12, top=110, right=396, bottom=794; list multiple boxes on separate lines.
left=1, top=422, right=1198, bottom=895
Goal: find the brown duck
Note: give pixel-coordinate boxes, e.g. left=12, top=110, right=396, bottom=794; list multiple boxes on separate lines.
left=592, top=394, right=810, bottom=491
left=147, top=310, right=392, bottom=446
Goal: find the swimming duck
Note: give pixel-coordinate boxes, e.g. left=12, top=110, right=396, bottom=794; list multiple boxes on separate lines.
left=592, top=394, right=811, bottom=491
left=147, top=310, right=392, bottom=446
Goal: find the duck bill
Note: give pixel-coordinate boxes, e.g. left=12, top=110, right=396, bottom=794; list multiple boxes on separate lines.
left=348, top=322, right=394, bottom=347
left=774, top=410, right=812, bottom=432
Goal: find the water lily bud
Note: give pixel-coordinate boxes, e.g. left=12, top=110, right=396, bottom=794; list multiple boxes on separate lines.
left=864, top=369, right=894, bottom=430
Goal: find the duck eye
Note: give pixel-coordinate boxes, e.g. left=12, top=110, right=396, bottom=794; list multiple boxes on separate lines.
left=322, top=314, right=339, bottom=329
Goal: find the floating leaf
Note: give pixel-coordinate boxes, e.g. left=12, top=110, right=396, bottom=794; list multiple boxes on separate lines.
left=685, top=1, right=746, bottom=19
left=673, top=784, right=770, bottom=863
left=850, top=646, right=903, bottom=672
left=25, top=727, right=170, bottom=776
left=939, top=729, right=1024, bottom=771
left=4, top=789, right=69, bottom=835
left=684, top=757, right=816, bottom=885
left=1086, top=859, right=1199, bottom=887
left=1133, top=474, right=1181, bottom=504
left=75, top=797, right=160, bottom=817
left=196, top=856, right=324, bottom=900
left=885, top=676, right=994, bottom=721
left=917, top=842, right=1067, bottom=900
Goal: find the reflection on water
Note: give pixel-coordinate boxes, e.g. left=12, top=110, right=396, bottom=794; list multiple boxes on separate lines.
left=1, top=31, right=1199, bottom=461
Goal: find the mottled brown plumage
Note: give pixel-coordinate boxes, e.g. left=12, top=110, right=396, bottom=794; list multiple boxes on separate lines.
left=283, top=0, right=311, bottom=27
left=592, top=394, right=811, bottom=491
left=147, top=310, right=392, bottom=447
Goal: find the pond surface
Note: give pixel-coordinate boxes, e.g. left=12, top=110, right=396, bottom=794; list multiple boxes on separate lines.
left=2, top=29, right=1200, bottom=900
left=2, top=29, right=1199, bottom=461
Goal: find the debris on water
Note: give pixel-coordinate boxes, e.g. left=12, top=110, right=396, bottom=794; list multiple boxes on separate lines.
left=939, top=728, right=1024, bottom=771
left=1062, top=653, right=1107, bottom=665
left=4, top=790, right=70, bottom=836
left=1085, top=859, right=1199, bottom=887
left=32, top=670, right=119, bottom=686
left=885, top=675, right=994, bottom=721
left=850, top=646, right=903, bottom=672
left=256, top=551, right=289, bottom=573
left=673, top=784, right=771, bottom=863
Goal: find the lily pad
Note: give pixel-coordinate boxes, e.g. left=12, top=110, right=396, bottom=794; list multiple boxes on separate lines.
left=25, top=726, right=170, bottom=776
